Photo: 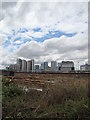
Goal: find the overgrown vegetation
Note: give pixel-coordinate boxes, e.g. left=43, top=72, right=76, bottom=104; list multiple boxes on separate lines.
left=2, top=76, right=90, bottom=119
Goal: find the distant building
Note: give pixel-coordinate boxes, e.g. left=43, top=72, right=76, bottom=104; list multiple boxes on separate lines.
left=22, top=60, right=27, bottom=72
left=45, top=67, right=51, bottom=72
left=51, top=61, right=57, bottom=71
left=40, top=62, right=48, bottom=72
left=16, top=58, right=34, bottom=72
left=27, top=60, right=31, bottom=72
left=6, top=58, right=76, bottom=73
left=40, top=63, right=44, bottom=72
left=34, top=65, right=40, bottom=72
left=58, top=62, right=62, bottom=71
left=17, top=58, right=22, bottom=72
left=6, top=67, right=9, bottom=71
left=44, top=62, right=48, bottom=71
left=80, top=64, right=90, bottom=72
left=8, top=64, right=17, bottom=71
left=6, top=58, right=35, bottom=72
left=60, top=61, right=74, bottom=72
left=27, top=59, right=34, bottom=72
left=31, top=59, right=34, bottom=72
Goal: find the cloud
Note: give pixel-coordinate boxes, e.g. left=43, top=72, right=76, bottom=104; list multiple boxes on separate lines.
left=0, top=33, right=7, bottom=45
left=16, top=33, right=88, bottom=69
left=16, top=41, right=45, bottom=58
left=1, top=2, right=88, bottom=33
left=0, top=1, right=88, bottom=69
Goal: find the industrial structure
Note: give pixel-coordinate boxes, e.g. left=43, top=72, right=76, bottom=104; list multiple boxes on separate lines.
left=80, top=64, right=90, bottom=72
left=59, top=61, right=75, bottom=72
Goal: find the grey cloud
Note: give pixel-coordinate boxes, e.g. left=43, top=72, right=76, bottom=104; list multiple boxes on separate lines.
left=16, top=34, right=88, bottom=64
left=60, top=51, right=83, bottom=61
left=1, top=2, right=18, bottom=28
left=2, top=2, right=17, bottom=9
left=0, top=2, right=88, bottom=33
left=0, top=2, right=2, bottom=21
left=44, top=35, right=88, bottom=55
left=0, top=2, right=88, bottom=69
left=16, top=2, right=32, bottom=20
left=16, top=41, right=47, bottom=59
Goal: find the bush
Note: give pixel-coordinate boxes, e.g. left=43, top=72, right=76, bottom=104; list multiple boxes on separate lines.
left=2, top=79, right=23, bottom=98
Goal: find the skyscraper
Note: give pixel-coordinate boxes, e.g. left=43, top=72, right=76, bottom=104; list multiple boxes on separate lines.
left=27, top=59, right=34, bottom=72
left=17, top=58, right=22, bottom=72
left=51, top=61, right=57, bottom=71
left=27, top=60, right=31, bottom=72
left=22, top=60, right=27, bottom=72
left=31, top=59, right=34, bottom=72
left=58, top=62, right=62, bottom=71
left=40, top=63, right=44, bottom=72
left=34, top=65, right=39, bottom=72
left=44, top=62, right=48, bottom=71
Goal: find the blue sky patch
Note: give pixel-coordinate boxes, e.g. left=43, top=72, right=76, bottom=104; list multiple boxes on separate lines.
left=33, top=28, right=41, bottom=32
left=2, top=39, right=11, bottom=48
left=17, top=28, right=29, bottom=33
left=2, top=27, right=77, bottom=50
left=34, top=30, right=77, bottom=42
left=14, top=37, right=22, bottom=41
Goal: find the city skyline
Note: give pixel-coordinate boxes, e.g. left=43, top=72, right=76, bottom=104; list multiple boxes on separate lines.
left=7, top=57, right=90, bottom=72
left=7, top=58, right=75, bottom=72
left=0, top=1, right=88, bottom=70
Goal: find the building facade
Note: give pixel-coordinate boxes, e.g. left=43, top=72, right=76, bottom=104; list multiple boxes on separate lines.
left=8, top=64, right=17, bottom=71
left=34, top=65, right=40, bottom=72
left=31, top=59, right=34, bottom=72
left=60, top=61, right=74, bottom=72
left=58, top=62, right=62, bottom=71
left=40, top=63, right=44, bottom=72
left=7, top=59, right=76, bottom=73
left=27, top=59, right=34, bottom=72
left=44, top=62, right=48, bottom=71
left=27, top=60, right=31, bottom=72
left=22, top=60, right=27, bottom=72
left=80, top=64, right=90, bottom=72
left=17, top=58, right=22, bottom=72
left=51, top=61, right=57, bottom=71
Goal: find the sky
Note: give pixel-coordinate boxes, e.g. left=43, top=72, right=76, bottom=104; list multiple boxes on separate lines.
left=0, top=0, right=89, bottom=70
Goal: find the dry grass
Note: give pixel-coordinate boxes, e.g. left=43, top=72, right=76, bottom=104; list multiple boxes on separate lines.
left=2, top=73, right=90, bottom=119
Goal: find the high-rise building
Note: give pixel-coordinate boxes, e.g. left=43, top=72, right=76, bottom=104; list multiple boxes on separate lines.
left=27, top=59, right=34, bottom=72
left=40, top=62, right=48, bottom=71
left=40, top=63, right=44, bottom=72
left=22, top=60, right=27, bottom=72
left=44, top=62, right=48, bottom=71
left=34, top=65, right=39, bottom=72
left=17, top=58, right=22, bottom=72
left=31, top=59, right=34, bottom=72
left=51, top=61, right=57, bottom=71
left=27, top=60, right=31, bottom=72
left=58, top=62, right=62, bottom=71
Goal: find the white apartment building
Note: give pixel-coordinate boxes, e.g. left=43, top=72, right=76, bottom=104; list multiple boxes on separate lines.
left=51, top=61, right=57, bottom=71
